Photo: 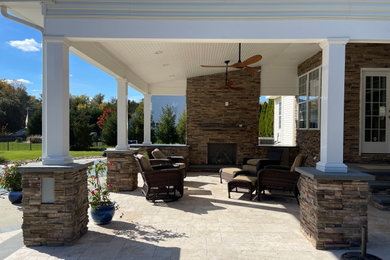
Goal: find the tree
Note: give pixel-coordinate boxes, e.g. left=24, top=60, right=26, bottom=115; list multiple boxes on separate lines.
left=26, top=107, right=42, bottom=136
left=129, top=102, right=145, bottom=143
left=156, top=105, right=178, bottom=144
left=176, top=110, right=186, bottom=144
left=101, top=112, right=117, bottom=146
left=70, top=109, right=93, bottom=150
left=258, top=99, right=274, bottom=137
left=0, top=80, right=31, bottom=132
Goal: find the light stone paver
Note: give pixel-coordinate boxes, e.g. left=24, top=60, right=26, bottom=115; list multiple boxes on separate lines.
left=1, top=171, right=390, bottom=259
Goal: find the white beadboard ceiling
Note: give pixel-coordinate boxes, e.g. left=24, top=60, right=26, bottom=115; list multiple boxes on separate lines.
left=97, top=40, right=320, bottom=85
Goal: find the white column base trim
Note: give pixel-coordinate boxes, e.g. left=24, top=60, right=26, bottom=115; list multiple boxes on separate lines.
left=316, top=161, right=348, bottom=173
left=142, top=141, right=152, bottom=145
left=115, top=145, right=129, bottom=151
left=42, top=155, right=73, bottom=165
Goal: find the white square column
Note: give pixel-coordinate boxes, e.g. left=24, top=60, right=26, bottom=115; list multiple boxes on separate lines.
left=115, top=78, right=129, bottom=150
left=143, top=93, right=152, bottom=145
left=316, top=38, right=349, bottom=173
left=42, top=36, right=73, bottom=165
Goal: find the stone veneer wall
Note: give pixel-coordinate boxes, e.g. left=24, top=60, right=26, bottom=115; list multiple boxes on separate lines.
left=106, top=150, right=138, bottom=191
left=299, top=176, right=369, bottom=249
left=296, top=44, right=390, bottom=165
left=187, top=69, right=260, bottom=165
left=22, top=165, right=90, bottom=246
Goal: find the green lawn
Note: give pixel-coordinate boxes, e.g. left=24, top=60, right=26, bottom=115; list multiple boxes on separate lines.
left=0, top=142, right=109, bottom=161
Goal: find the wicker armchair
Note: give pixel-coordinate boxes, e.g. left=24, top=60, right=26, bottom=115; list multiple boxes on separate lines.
left=257, top=154, right=306, bottom=203
left=148, top=148, right=187, bottom=177
left=134, top=154, right=184, bottom=202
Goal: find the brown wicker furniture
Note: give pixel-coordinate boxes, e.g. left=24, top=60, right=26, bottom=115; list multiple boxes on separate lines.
left=149, top=148, right=187, bottom=177
left=134, top=154, right=184, bottom=202
left=228, top=174, right=258, bottom=200
left=257, top=154, right=306, bottom=203
left=219, top=148, right=283, bottom=183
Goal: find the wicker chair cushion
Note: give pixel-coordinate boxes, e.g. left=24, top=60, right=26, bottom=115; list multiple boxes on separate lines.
left=246, top=159, right=261, bottom=166
left=152, top=148, right=167, bottom=159
left=290, top=154, right=304, bottom=172
left=136, top=154, right=153, bottom=171
left=221, top=167, right=242, bottom=175
left=233, top=175, right=257, bottom=186
left=242, top=164, right=257, bottom=174
left=174, top=163, right=186, bottom=169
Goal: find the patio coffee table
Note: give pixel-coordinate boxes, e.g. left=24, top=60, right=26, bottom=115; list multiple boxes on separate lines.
left=228, top=174, right=257, bottom=200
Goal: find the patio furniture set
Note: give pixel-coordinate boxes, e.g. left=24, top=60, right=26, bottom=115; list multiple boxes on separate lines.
left=134, top=148, right=305, bottom=203
left=221, top=149, right=306, bottom=203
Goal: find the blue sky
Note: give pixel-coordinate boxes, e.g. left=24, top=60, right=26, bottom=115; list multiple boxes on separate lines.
left=0, top=16, right=143, bottom=102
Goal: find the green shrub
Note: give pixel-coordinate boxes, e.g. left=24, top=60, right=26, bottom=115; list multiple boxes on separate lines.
left=102, top=112, right=117, bottom=146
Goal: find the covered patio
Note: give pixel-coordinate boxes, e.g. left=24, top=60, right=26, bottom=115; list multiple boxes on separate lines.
left=2, top=0, right=390, bottom=257
left=2, top=171, right=390, bottom=259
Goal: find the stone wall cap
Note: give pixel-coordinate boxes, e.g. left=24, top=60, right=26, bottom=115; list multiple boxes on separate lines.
left=296, top=167, right=375, bottom=181
left=257, top=144, right=297, bottom=148
left=130, top=144, right=189, bottom=147
left=17, top=159, right=95, bottom=173
left=104, top=148, right=139, bottom=154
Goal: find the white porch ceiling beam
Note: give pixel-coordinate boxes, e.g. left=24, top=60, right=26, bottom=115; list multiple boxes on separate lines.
left=45, top=19, right=390, bottom=43
left=69, top=41, right=148, bottom=94
left=149, top=79, right=186, bottom=96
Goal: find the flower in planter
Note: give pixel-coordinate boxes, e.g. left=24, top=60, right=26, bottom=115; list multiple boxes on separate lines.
left=87, top=161, right=118, bottom=211
left=0, top=162, right=23, bottom=192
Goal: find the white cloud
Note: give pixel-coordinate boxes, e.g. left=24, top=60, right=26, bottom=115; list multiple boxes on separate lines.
left=8, top=38, right=41, bottom=52
left=5, top=79, right=32, bottom=85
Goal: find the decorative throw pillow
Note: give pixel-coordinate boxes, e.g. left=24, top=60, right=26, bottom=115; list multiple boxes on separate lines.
left=290, top=154, right=304, bottom=172
left=137, top=154, right=153, bottom=171
left=152, top=148, right=167, bottom=159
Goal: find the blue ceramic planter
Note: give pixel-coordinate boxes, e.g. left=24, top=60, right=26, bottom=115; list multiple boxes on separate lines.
left=90, top=204, right=115, bottom=225
left=8, top=191, right=22, bottom=204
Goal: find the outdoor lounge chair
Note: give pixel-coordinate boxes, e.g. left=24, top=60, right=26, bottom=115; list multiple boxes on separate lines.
left=219, top=148, right=283, bottom=183
left=257, top=154, right=306, bottom=203
left=149, top=148, right=187, bottom=177
left=134, top=154, right=184, bottom=202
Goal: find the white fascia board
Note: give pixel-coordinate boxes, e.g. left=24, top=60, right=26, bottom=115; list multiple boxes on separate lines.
left=69, top=41, right=148, bottom=94
left=149, top=79, right=186, bottom=96
left=45, top=18, right=390, bottom=43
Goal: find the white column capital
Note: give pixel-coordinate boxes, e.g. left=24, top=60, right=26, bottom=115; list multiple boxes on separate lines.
left=319, top=37, right=349, bottom=49
left=116, top=78, right=128, bottom=85
left=43, top=35, right=71, bottom=47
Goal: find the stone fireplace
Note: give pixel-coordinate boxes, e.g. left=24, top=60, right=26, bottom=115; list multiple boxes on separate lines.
left=187, top=69, right=261, bottom=165
left=207, top=143, right=237, bottom=165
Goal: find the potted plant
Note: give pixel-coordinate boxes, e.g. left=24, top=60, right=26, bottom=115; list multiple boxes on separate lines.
left=0, top=162, right=23, bottom=204
left=88, top=161, right=118, bottom=225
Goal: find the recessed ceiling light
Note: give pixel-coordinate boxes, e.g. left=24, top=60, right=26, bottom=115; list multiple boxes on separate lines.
left=154, top=50, right=163, bottom=55
left=162, top=64, right=170, bottom=67
left=169, top=74, right=175, bottom=78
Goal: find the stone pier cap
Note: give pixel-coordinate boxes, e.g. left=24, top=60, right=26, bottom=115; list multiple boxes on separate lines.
left=296, top=167, right=375, bottom=181
left=17, top=159, right=95, bottom=173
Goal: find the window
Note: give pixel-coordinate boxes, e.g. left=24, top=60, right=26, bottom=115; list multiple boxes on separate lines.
left=298, top=67, right=321, bottom=129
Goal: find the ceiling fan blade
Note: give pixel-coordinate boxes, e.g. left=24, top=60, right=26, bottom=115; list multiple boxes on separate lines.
left=242, top=66, right=261, bottom=73
left=240, top=55, right=262, bottom=66
left=201, top=65, right=235, bottom=68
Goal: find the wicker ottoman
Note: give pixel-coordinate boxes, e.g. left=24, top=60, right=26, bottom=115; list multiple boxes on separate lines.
left=219, top=167, right=243, bottom=183
left=228, top=175, right=257, bottom=200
